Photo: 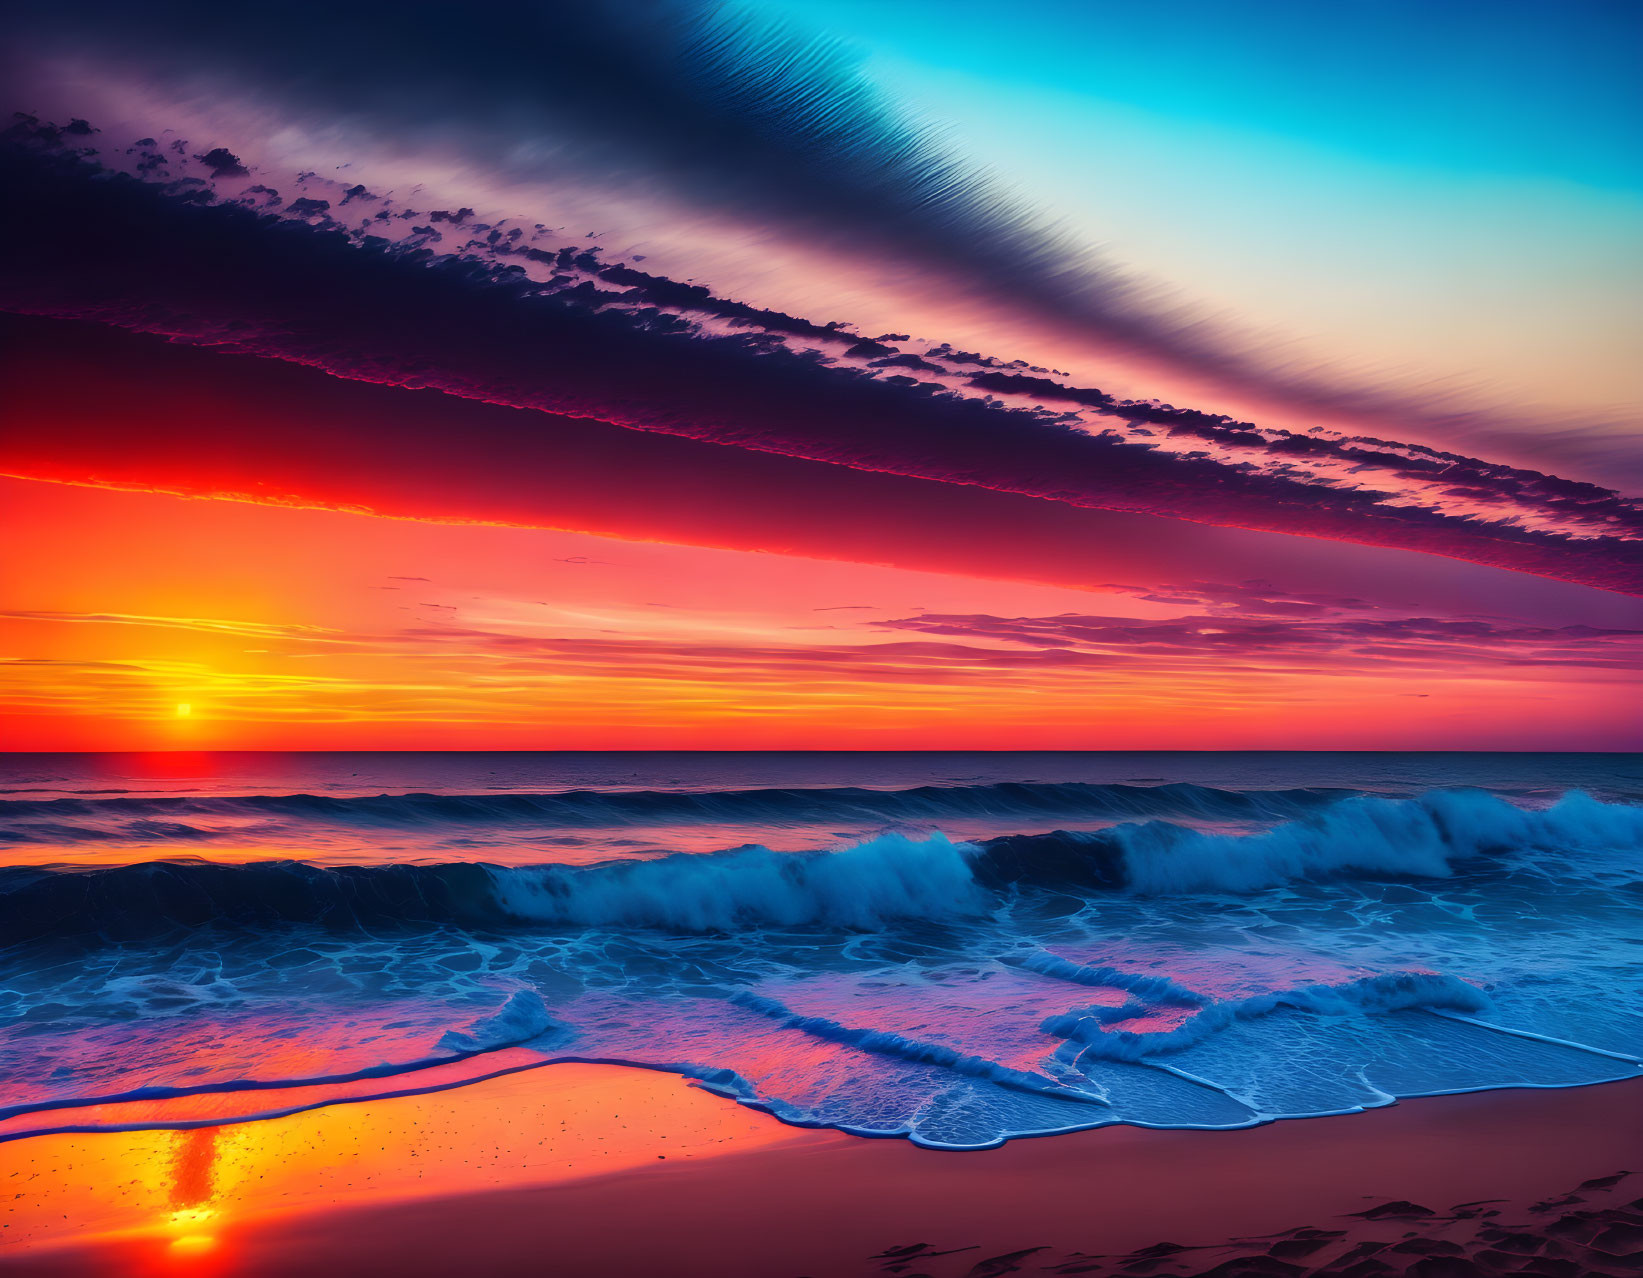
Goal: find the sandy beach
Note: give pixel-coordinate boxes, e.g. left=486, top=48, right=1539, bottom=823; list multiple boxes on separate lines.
left=4, top=1066, right=1638, bottom=1277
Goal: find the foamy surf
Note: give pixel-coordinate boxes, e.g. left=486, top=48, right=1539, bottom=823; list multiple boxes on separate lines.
left=2, top=760, right=1640, bottom=1149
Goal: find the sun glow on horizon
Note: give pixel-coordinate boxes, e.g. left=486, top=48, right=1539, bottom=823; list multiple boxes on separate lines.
left=1, top=475, right=1638, bottom=751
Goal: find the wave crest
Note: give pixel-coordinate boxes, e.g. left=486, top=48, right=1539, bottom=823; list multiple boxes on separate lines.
left=1111, top=788, right=1643, bottom=894
left=3, top=790, right=1637, bottom=941
left=493, top=832, right=986, bottom=931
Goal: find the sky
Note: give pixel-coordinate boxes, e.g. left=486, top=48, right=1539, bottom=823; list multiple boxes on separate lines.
left=788, top=0, right=1643, bottom=434
left=1, top=0, right=1639, bottom=750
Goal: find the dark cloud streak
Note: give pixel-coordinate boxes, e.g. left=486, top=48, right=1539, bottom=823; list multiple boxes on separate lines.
left=0, top=141, right=1638, bottom=596
left=4, top=0, right=1632, bottom=468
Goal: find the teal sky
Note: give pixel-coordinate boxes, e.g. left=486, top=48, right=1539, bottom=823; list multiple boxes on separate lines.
left=771, top=0, right=1643, bottom=425
left=778, top=0, right=1642, bottom=190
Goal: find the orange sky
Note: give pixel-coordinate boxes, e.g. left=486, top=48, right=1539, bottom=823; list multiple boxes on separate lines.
left=4, top=476, right=1638, bottom=750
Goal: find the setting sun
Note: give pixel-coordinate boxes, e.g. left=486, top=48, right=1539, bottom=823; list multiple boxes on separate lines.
left=175, top=703, right=192, bottom=718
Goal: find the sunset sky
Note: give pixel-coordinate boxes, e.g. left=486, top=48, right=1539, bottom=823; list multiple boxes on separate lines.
left=2, top=0, right=1639, bottom=750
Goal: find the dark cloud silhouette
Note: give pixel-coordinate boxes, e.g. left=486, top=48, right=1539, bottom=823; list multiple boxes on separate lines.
left=1, top=139, right=1638, bottom=598
left=3, top=0, right=1633, bottom=472
left=969, top=371, right=1643, bottom=540
left=193, top=146, right=246, bottom=178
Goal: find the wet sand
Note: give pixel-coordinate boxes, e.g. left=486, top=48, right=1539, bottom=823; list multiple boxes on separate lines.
left=3, top=1067, right=1639, bottom=1277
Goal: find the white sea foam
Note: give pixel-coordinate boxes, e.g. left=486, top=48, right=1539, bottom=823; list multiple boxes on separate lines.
left=1113, top=789, right=1643, bottom=895
left=489, top=831, right=988, bottom=930
left=436, top=989, right=561, bottom=1054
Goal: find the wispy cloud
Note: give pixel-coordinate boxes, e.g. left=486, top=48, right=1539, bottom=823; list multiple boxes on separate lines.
left=873, top=611, right=1643, bottom=675
left=0, top=610, right=343, bottom=640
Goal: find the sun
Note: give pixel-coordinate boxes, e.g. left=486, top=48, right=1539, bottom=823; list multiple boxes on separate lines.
left=175, top=703, right=192, bottom=718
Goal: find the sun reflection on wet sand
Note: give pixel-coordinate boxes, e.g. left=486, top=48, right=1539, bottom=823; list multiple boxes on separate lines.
left=162, top=1128, right=221, bottom=1258
left=0, top=1063, right=814, bottom=1268
left=165, top=1233, right=218, bottom=1259
left=170, top=1128, right=217, bottom=1208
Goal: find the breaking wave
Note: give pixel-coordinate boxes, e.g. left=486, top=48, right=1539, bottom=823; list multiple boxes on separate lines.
left=4, top=789, right=1638, bottom=942
left=2, top=774, right=1639, bottom=1149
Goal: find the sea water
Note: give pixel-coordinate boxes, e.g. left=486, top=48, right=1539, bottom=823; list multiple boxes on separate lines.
left=1, top=752, right=1639, bottom=1149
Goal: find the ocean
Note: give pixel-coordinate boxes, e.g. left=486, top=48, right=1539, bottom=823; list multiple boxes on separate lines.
left=2, top=752, right=1640, bottom=1149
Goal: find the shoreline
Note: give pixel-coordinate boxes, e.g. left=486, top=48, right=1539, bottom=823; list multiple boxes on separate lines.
left=4, top=1066, right=1639, bottom=1276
